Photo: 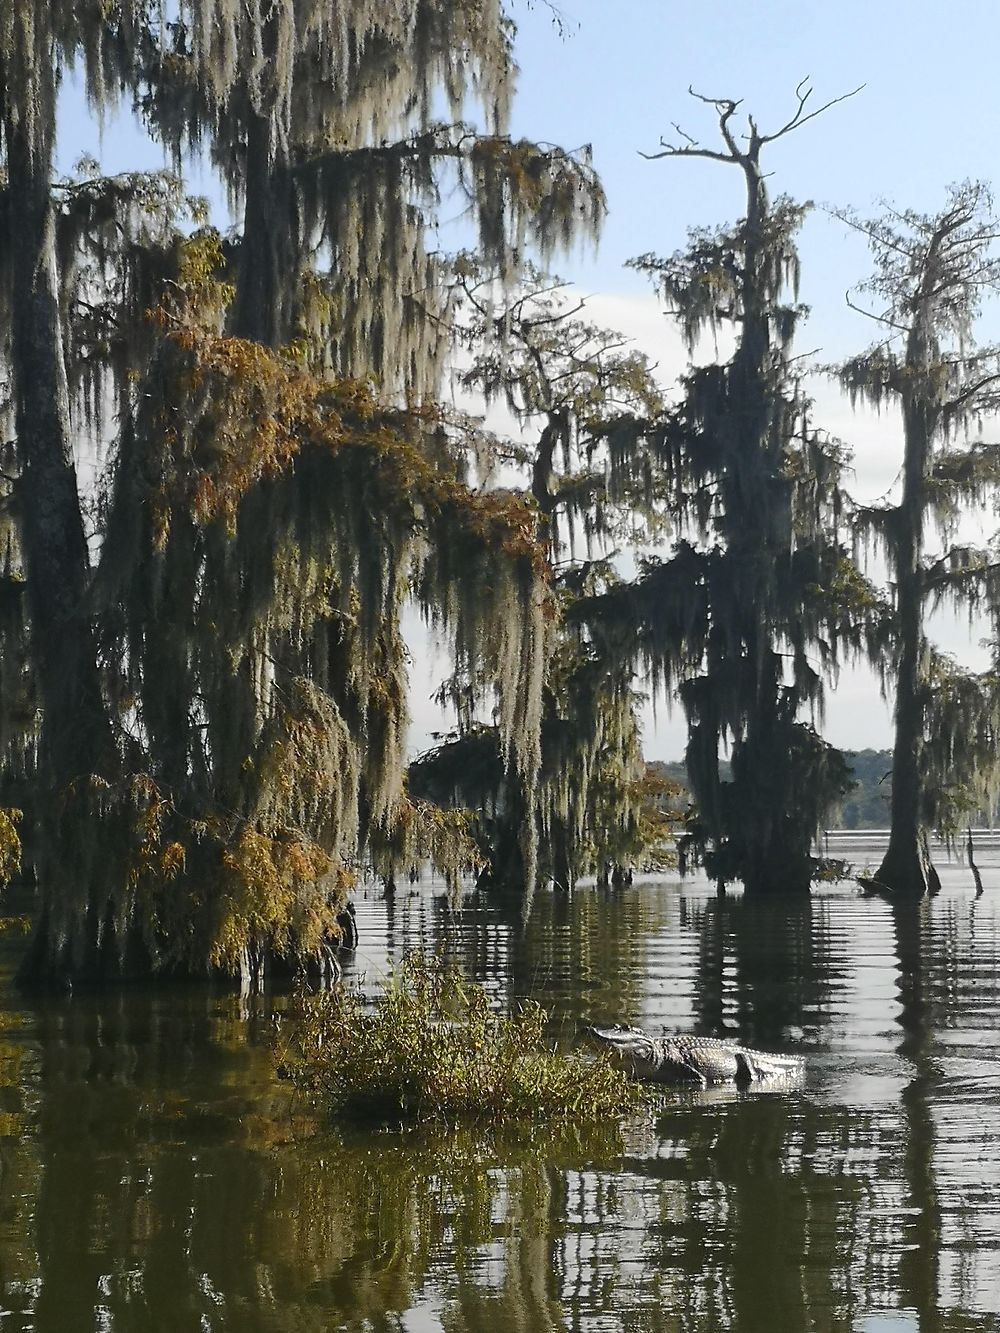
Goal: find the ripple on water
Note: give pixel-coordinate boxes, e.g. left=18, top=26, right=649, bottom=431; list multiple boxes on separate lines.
left=0, top=869, right=1000, bottom=1328
left=341, top=873, right=1000, bottom=1325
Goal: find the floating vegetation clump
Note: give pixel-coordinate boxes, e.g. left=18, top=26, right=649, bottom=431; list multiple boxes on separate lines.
left=280, top=953, right=640, bottom=1124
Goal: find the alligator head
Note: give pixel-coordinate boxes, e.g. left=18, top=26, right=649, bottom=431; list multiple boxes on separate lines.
left=584, top=1023, right=706, bottom=1082
left=584, top=1023, right=653, bottom=1056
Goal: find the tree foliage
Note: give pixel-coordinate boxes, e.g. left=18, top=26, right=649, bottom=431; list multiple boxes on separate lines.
left=0, top=1, right=603, bottom=986
left=836, top=184, right=1000, bottom=895
left=5, top=4, right=1000, bottom=986
left=578, top=88, right=884, bottom=894
left=409, top=263, right=677, bottom=894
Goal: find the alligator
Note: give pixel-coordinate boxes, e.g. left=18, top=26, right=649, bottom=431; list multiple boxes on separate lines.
left=585, top=1024, right=805, bottom=1088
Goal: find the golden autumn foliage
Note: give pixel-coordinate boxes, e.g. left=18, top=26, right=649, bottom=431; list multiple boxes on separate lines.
left=1, top=1, right=609, bottom=987
left=38, top=288, right=552, bottom=981
left=144, top=313, right=549, bottom=578
left=0, top=808, right=21, bottom=885
left=44, top=770, right=353, bottom=977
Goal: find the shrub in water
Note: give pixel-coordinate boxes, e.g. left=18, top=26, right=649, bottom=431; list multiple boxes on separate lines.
left=280, top=952, right=640, bottom=1123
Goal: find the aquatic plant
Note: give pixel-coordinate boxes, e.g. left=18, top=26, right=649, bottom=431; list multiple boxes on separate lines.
left=279, top=952, right=641, bottom=1124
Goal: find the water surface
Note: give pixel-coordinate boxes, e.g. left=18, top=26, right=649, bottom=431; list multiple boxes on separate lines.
left=1, top=835, right=999, bottom=1330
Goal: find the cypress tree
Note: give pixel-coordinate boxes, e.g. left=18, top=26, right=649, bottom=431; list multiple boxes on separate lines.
left=591, top=87, right=879, bottom=895
left=837, top=184, right=1000, bottom=897
left=0, top=2, right=603, bottom=985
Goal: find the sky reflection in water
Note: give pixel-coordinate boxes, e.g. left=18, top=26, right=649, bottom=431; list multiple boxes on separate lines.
left=0, top=835, right=999, bottom=1330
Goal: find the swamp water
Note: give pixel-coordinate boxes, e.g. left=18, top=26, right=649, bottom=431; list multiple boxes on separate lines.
left=0, top=836, right=999, bottom=1329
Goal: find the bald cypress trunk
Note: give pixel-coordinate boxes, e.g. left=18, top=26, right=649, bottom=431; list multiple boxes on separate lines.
left=725, top=161, right=795, bottom=895
left=690, top=154, right=815, bottom=896
left=877, top=557, right=927, bottom=895
left=6, top=119, right=115, bottom=787
left=876, top=360, right=934, bottom=897
left=634, top=95, right=863, bottom=898
left=231, top=114, right=297, bottom=348
left=6, top=71, right=120, bottom=987
left=834, top=189, right=1000, bottom=898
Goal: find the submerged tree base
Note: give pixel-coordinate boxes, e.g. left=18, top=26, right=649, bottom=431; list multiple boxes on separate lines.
left=869, top=831, right=942, bottom=900
left=279, top=952, right=640, bottom=1124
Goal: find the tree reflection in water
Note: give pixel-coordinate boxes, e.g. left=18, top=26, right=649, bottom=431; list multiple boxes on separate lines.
left=0, top=877, right=997, bottom=1329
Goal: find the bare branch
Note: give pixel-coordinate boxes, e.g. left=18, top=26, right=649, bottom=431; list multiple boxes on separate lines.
left=518, top=297, right=587, bottom=331
left=687, top=88, right=742, bottom=111
left=844, top=290, right=909, bottom=333
left=827, top=206, right=918, bottom=260
left=644, top=82, right=863, bottom=167
left=639, top=141, right=733, bottom=165
left=786, top=346, right=821, bottom=366
left=760, top=81, right=865, bottom=144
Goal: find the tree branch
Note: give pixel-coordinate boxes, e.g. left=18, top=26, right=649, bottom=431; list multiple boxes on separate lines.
left=942, top=373, right=1000, bottom=420
left=759, top=78, right=865, bottom=144
left=643, top=82, right=864, bottom=167
left=638, top=141, right=733, bottom=164
left=844, top=290, right=909, bottom=333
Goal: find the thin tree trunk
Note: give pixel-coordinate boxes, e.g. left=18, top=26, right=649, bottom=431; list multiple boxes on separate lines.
left=877, top=622, right=928, bottom=896
left=6, top=118, right=115, bottom=786
left=231, top=112, right=295, bottom=348
left=877, top=374, right=933, bottom=898
left=7, top=96, right=120, bottom=985
left=531, top=412, right=562, bottom=548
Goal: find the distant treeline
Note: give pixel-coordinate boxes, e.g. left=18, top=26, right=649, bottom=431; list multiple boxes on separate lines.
left=652, top=751, right=894, bottom=831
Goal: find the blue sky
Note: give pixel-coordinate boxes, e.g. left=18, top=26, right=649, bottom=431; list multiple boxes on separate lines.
left=507, top=0, right=1000, bottom=757
left=511, top=0, right=1000, bottom=328
left=55, top=1, right=1000, bottom=758
left=59, top=0, right=1000, bottom=367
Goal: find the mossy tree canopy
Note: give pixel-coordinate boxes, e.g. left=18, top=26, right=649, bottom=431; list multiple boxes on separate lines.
left=570, top=86, right=886, bottom=895
left=836, top=183, right=1000, bottom=895
left=5, top=4, right=1000, bottom=987
left=0, top=0, right=606, bottom=986
left=409, top=259, right=679, bottom=894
